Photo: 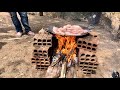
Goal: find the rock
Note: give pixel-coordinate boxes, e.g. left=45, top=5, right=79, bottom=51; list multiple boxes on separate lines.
left=3, top=57, right=7, bottom=59
left=28, top=41, right=31, bottom=43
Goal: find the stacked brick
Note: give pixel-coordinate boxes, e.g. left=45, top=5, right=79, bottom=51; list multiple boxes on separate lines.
left=31, top=29, right=52, bottom=70
left=77, top=31, right=99, bottom=75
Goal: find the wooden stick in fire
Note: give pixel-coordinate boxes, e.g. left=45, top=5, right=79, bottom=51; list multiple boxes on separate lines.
left=60, top=61, right=67, bottom=78
left=51, top=52, right=65, bottom=67
left=59, top=44, right=75, bottom=78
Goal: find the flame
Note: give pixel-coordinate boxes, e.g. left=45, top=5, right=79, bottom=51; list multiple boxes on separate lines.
left=56, top=35, right=77, bottom=62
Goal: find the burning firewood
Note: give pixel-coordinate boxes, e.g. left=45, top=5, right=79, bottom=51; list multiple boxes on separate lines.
left=43, top=24, right=99, bottom=78
left=56, top=35, right=77, bottom=63
left=49, top=32, right=79, bottom=78
left=51, top=52, right=65, bottom=67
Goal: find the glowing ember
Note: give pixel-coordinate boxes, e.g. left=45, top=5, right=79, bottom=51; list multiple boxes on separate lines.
left=56, top=34, right=77, bottom=63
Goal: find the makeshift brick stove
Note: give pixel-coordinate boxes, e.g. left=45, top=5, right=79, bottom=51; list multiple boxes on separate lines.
left=31, top=25, right=99, bottom=78
left=31, top=29, right=52, bottom=69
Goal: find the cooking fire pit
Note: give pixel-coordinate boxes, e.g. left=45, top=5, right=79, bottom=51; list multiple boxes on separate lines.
left=31, top=24, right=99, bottom=78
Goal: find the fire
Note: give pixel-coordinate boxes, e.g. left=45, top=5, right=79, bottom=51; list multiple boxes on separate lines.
left=56, top=34, right=77, bottom=62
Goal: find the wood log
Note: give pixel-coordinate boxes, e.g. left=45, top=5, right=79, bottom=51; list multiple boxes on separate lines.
left=59, top=62, right=67, bottom=78
left=66, top=66, right=84, bottom=78
left=51, top=54, right=62, bottom=67
left=66, top=67, right=75, bottom=78
left=73, top=65, right=77, bottom=78
left=66, top=68, right=73, bottom=78
left=45, top=66, right=61, bottom=78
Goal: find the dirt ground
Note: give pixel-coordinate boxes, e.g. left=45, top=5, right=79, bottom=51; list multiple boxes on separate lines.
left=0, top=12, right=120, bottom=78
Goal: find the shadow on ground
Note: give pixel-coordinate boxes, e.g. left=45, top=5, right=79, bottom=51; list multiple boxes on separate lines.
left=0, top=35, right=15, bottom=40
left=0, top=27, right=14, bottom=33
left=0, top=42, right=7, bottom=49
left=0, top=68, right=5, bottom=75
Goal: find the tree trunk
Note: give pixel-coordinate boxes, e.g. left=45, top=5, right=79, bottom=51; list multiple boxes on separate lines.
left=39, top=12, right=43, bottom=16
